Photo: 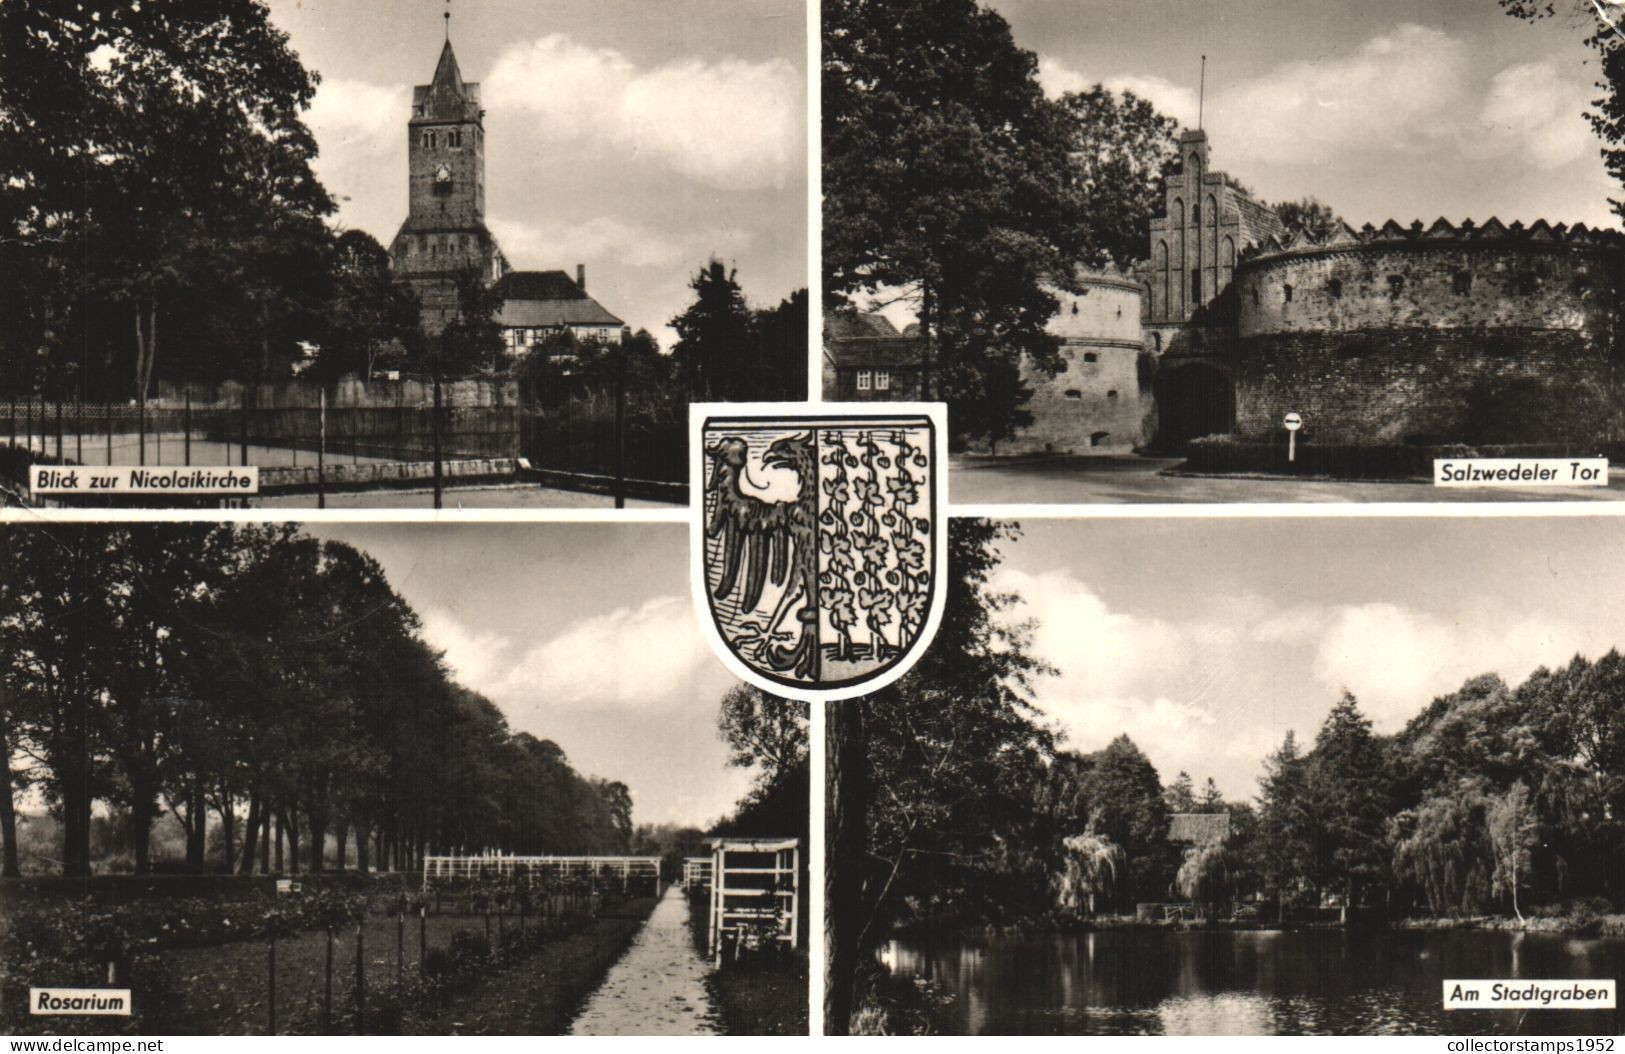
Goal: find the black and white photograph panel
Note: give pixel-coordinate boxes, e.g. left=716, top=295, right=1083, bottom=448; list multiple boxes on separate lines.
left=0, top=523, right=809, bottom=1036
left=823, top=0, right=1625, bottom=503
left=825, top=516, right=1625, bottom=1035
left=1, top=0, right=807, bottom=510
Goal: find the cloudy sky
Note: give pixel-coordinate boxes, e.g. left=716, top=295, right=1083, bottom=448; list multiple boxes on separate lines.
left=266, top=0, right=806, bottom=346
left=996, top=515, right=1625, bottom=805
left=1013, top=0, right=1619, bottom=230
left=309, top=522, right=753, bottom=829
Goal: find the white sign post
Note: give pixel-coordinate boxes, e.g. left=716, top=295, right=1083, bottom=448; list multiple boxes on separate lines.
left=1283, top=412, right=1303, bottom=463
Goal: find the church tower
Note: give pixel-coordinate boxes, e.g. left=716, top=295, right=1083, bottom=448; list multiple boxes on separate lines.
left=388, top=37, right=507, bottom=335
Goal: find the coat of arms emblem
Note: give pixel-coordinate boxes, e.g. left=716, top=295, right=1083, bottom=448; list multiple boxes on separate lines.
left=690, top=404, right=947, bottom=700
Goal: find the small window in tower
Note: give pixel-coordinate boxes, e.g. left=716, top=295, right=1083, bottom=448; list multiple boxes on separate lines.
left=1193, top=203, right=1201, bottom=223
left=1252, top=286, right=1260, bottom=307
left=1283, top=284, right=1293, bottom=303
left=1083, top=352, right=1098, bottom=363
left=1453, top=272, right=1473, bottom=295
left=1106, top=390, right=1119, bottom=399
left=1388, top=275, right=1404, bottom=298
left=1090, top=431, right=1111, bottom=447
left=1071, top=302, right=1078, bottom=315
left=1328, top=278, right=1342, bottom=299
left=449, top=129, right=462, bottom=148
left=1152, top=332, right=1163, bottom=352
left=1191, top=269, right=1202, bottom=303
left=1064, top=389, right=1083, bottom=400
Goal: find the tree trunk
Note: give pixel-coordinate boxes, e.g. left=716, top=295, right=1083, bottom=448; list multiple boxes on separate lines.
left=0, top=703, right=19, bottom=878
left=274, top=809, right=285, bottom=872
left=307, top=806, right=327, bottom=874
left=240, top=792, right=262, bottom=875
left=217, top=782, right=236, bottom=873
left=355, top=819, right=371, bottom=875
left=824, top=701, right=868, bottom=1036
left=335, top=821, right=349, bottom=871
left=129, top=775, right=156, bottom=875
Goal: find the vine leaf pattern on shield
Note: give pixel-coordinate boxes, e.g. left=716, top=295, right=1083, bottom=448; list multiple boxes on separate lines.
left=699, top=413, right=938, bottom=694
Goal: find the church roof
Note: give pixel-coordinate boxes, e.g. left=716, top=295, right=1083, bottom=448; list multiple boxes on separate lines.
left=494, top=270, right=624, bottom=329
left=413, top=40, right=481, bottom=122
left=431, top=40, right=466, bottom=97
left=1168, top=812, right=1230, bottom=845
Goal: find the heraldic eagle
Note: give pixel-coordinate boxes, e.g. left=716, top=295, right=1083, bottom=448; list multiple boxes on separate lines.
left=704, top=432, right=818, bottom=679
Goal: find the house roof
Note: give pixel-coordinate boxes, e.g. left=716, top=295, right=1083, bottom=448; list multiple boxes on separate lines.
left=1168, top=812, right=1230, bottom=844
left=826, top=338, right=927, bottom=370
left=494, top=270, right=624, bottom=329
left=825, top=309, right=901, bottom=340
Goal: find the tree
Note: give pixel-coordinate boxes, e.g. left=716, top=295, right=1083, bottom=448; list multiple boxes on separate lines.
left=318, top=230, right=422, bottom=382
left=1164, top=771, right=1196, bottom=813
left=670, top=260, right=755, bottom=400
left=1198, top=777, right=1225, bottom=812
left=1082, top=735, right=1169, bottom=907
left=1054, top=86, right=1182, bottom=266
left=827, top=519, right=1054, bottom=1031
left=437, top=267, right=505, bottom=377
left=1501, top=2, right=1625, bottom=219
left=1256, top=730, right=1312, bottom=916
left=0, top=1, right=335, bottom=398
left=719, top=686, right=810, bottom=788
left=823, top=0, right=1093, bottom=448
left=1271, top=198, right=1344, bottom=241
left=1304, top=693, right=1391, bottom=906
left=1056, top=825, right=1125, bottom=917
left=1175, top=842, right=1234, bottom=919
left=753, top=289, right=811, bottom=400
left=1488, top=781, right=1539, bottom=921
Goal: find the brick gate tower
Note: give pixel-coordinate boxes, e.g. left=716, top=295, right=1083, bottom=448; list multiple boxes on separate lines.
left=388, top=37, right=508, bottom=335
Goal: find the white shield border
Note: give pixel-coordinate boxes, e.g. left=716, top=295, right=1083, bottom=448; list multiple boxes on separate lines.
left=689, top=401, right=950, bottom=703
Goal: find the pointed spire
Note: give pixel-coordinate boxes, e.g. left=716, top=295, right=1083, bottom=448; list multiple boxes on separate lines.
left=431, top=39, right=466, bottom=99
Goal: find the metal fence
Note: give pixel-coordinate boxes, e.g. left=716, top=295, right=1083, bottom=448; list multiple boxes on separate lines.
left=518, top=385, right=685, bottom=486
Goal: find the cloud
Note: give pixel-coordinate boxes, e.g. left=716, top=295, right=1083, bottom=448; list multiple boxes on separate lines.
left=1311, top=602, right=1594, bottom=727
left=1036, top=54, right=1090, bottom=99
left=484, top=34, right=799, bottom=190
left=499, top=595, right=720, bottom=709
left=1473, top=61, right=1595, bottom=170
left=1036, top=54, right=1199, bottom=126
left=1208, top=23, right=1470, bottom=166
left=995, top=567, right=1611, bottom=797
left=417, top=607, right=514, bottom=695
left=487, top=214, right=756, bottom=273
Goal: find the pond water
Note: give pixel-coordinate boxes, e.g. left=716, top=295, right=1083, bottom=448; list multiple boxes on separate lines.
left=880, top=928, right=1625, bottom=1035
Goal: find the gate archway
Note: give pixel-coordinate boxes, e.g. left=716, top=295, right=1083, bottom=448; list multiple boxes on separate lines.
left=1155, top=363, right=1236, bottom=449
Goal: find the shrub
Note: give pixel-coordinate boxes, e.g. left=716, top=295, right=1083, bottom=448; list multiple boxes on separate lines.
left=447, top=929, right=490, bottom=967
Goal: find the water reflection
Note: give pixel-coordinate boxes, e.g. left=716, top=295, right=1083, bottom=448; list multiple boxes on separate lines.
left=882, top=928, right=1625, bottom=1035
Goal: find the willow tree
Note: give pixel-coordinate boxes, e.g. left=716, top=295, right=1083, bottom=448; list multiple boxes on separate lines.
left=1175, top=843, right=1234, bottom=920
left=1056, top=828, right=1125, bottom=918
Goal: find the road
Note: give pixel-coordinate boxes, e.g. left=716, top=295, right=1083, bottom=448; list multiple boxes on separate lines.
left=568, top=886, right=719, bottom=1035
left=948, top=454, right=1625, bottom=505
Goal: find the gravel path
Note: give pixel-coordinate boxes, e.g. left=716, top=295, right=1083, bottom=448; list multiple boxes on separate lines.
left=568, top=886, right=719, bottom=1035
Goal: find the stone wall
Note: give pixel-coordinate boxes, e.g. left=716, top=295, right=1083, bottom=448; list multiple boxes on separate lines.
left=999, top=271, right=1152, bottom=454
left=1238, top=240, right=1617, bottom=337
left=1228, top=227, right=1625, bottom=444
left=1232, top=328, right=1615, bottom=444
left=999, top=340, right=1152, bottom=454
